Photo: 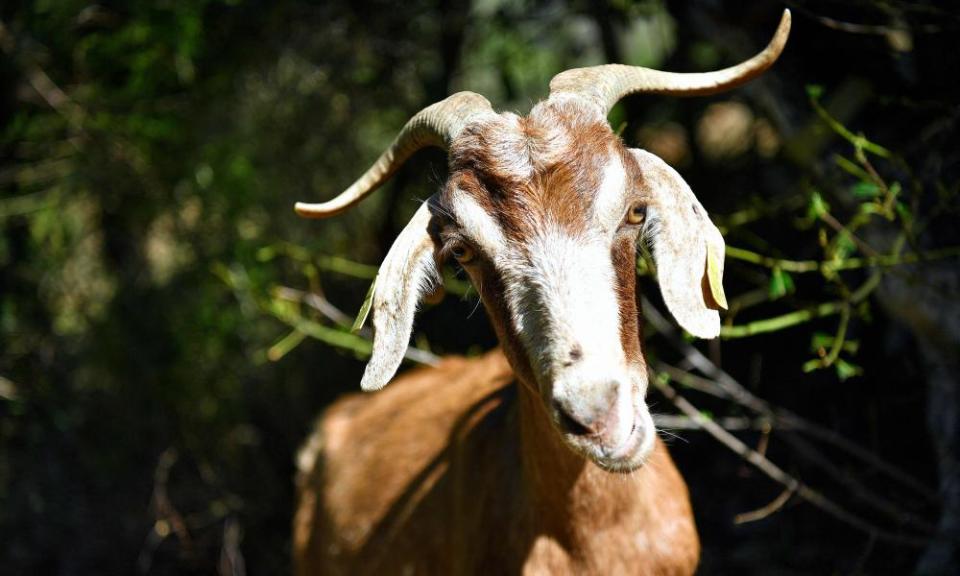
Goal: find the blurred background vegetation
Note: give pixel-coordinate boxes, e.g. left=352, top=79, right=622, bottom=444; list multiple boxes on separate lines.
left=1, top=0, right=958, bottom=574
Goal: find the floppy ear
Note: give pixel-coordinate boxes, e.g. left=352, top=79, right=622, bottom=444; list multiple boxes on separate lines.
left=628, top=149, right=727, bottom=339
left=360, top=200, right=443, bottom=391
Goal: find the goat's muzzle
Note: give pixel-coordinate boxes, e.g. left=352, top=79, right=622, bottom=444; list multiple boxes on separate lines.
left=550, top=373, right=655, bottom=472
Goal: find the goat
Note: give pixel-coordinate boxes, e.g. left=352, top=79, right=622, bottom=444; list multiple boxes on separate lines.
left=292, top=11, right=790, bottom=575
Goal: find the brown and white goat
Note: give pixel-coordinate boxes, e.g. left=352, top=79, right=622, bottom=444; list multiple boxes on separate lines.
left=292, top=11, right=790, bottom=575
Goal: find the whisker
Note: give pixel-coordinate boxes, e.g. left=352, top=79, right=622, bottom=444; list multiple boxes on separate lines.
left=656, top=428, right=688, bottom=444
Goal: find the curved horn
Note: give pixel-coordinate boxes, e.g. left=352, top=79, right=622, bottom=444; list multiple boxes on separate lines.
left=295, top=91, right=494, bottom=219
left=548, top=9, right=790, bottom=114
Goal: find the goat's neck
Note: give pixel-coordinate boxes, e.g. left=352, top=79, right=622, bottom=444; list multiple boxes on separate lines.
left=514, top=378, right=649, bottom=541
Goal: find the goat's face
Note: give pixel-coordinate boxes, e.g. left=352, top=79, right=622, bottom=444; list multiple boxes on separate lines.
left=296, top=9, right=788, bottom=473
left=423, top=101, right=723, bottom=471
left=347, top=101, right=726, bottom=473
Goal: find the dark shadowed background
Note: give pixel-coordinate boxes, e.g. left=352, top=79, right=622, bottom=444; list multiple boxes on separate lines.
left=1, top=1, right=959, bottom=574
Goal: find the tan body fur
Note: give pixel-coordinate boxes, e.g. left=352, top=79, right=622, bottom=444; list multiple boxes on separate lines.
left=294, top=349, right=699, bottom=575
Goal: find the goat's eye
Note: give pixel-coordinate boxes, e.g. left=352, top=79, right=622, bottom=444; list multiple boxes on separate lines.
left=449, top=241, right=476, bottom=264
left=626, top=204, right=646, bottom=225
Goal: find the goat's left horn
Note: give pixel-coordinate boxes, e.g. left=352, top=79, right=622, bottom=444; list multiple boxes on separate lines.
left=547, top=9, right=791, bottom=114
left=295, top=91, right=494, bottom=219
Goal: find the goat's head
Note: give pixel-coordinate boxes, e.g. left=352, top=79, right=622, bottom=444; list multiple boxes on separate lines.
left=296, top=11, right=790, bottom=472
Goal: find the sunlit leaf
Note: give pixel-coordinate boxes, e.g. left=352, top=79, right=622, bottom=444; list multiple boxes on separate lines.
left=805, top=84, right=824, bottom=100
left=808, top=190, right=829, bottom=219
left=768, top=267, right=795, bottom=300
left=851, top=181, right=880, bottom=199
left=352, top=276, right=377, bottom=334
left=835, top=358, right=864, bottom=381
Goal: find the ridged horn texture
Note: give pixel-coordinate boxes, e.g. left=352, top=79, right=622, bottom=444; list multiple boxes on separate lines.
left=547, top=9, right=791, bottom=114
left=295, top=91, right=494, bottom=218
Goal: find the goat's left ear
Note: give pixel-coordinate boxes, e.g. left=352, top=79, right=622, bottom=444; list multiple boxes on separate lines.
left=360, top=200, right=444, bottom=391
left=628, top=148, right=727, bottom=339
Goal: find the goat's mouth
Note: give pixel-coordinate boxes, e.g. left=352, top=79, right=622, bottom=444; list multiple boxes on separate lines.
left=556, top=410, right=655, bottom=473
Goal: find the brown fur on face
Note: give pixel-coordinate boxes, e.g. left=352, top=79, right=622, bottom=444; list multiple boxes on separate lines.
left=436, top=101, right=649, bottom=384
left=611, top=233, right=644, bottom=365
left=445, top=104, right=620, bottom=242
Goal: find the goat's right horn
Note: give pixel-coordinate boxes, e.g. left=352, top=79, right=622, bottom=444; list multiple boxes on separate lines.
left=548, top=9, right=791, bottom=115
left=295, top=91, right=494, bottom=219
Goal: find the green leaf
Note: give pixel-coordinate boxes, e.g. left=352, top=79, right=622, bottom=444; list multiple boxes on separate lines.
left=851, top=181, right=880, bottom=199
left=888, top=181, right=902, bottom=200
left=809, top=331, right=833, bottom=351
left=895, top=201, right=913, bottom=225
left=351, top=276, right=377, bottom=334
left=858, top=203, right=883, bottom=216
left=834, top=231, right=856, bottom=259
left=810, top=332, right=860, bottom=355
left=256, top=246, right=276, bottom=262
left=833, top=154, right=872, bottom=181
left=266, top=329, right=306, bottom=362
left=802, top=358, right=822, bottom=373
left=805, top=84, right=824, bottom=100
left=835, top=358, right=864, bottom=381
left=808, top=190, right=830, bottom=219
left=768, top=267, right=795, bottom=300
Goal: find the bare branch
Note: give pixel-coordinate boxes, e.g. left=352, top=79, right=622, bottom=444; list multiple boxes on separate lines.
left=653, top=375, right=930, bottom=546
left=0, top=20, right=84, bottom=129
left=272, top=285, right=441, bottom=366
left=642, top=295, right=938, bottom=502
left=734, top=485, right=795, bottom=525
left=654, top=414, right=788, bottom=432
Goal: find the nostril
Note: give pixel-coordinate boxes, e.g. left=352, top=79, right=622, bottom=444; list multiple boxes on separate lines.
left=562, top=345, right=583, bottom=367
left=553, top=400, right=596, bottom=437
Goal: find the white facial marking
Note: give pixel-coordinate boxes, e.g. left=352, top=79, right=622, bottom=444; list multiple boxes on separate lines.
left=449, top=189, right=507, bottom=258
left=593, top=153, right=628, bottom=234
left=503, top=227, right=624, bottom=377
left=500, top=225, right=645, bottom=460
left=447, top=133, right=654, bottom=467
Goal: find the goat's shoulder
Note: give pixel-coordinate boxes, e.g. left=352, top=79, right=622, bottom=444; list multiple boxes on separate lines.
left=294, top=348, right=516, bottom=575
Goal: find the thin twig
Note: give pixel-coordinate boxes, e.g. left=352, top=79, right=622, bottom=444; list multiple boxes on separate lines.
left=273, top=285, right=441, bottom=366
left=784, top=1, right=945, bottom=35
left=821, top=303, right=851, bottom=369
left=138, top=449, right=194, bottom=574
left=719, top=261, right=884, bottom=339
left=809, top=87, right=892, bottom=158
left=218, top=515, right=247, bottom=576
left=654, top=414, right=789, bottom=432
left=734, top=485, right=796, bottom=525
left=781, top=432, right=938, bottom=534
left=655, top=356, right=937, bottom=532
left=653, top=375, right=930, bottom=547
left=0, top=21, right=84, bottom=129
left=642, top=295, right=938, bottom=502
left=820, top=209, right=881, bottom=257
left=724, top=245, right=960, bottom=274
left=720, top=300, right=846, bottom=338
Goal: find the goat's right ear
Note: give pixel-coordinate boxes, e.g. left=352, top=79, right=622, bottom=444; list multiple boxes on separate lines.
left=360, top=200, right=443, bottom=391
